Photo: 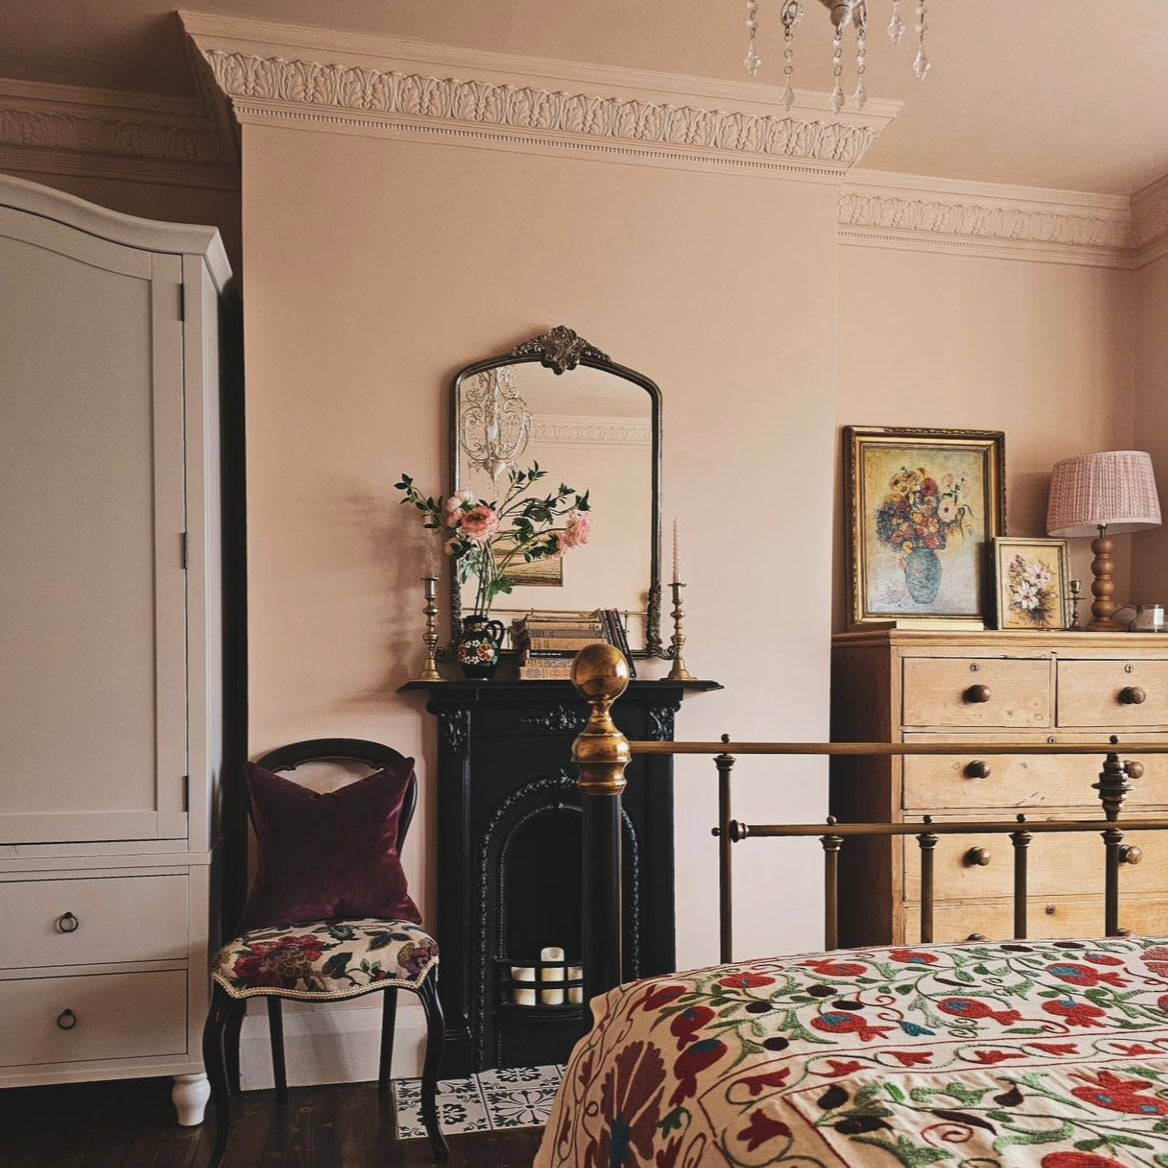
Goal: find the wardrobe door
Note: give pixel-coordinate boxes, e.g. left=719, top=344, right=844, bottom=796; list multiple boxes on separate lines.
left=0, top=209, right=188, bottom=845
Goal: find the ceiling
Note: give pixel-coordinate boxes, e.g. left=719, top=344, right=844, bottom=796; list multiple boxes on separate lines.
left=3, top=0, right=1167, bottom=195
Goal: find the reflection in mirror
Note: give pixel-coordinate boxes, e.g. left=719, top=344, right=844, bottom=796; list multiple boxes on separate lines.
left=450, top=327, right=663, bottom=658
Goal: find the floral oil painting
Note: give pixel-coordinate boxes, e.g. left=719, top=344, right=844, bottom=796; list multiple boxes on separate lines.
left=844, top=427, right=1005, bottom=627
left=993, top=537, right=1071, bottom=630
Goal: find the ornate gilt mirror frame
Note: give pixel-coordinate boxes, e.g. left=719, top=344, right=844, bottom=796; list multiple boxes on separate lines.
left=449, top=325, right=665, bottom=659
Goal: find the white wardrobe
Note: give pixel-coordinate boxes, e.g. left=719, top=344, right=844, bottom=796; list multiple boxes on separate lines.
left=0, top=174, right=232, bottom=1124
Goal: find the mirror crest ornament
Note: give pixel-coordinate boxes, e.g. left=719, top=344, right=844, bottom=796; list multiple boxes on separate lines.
left=449, top=326, right=665, bottom=659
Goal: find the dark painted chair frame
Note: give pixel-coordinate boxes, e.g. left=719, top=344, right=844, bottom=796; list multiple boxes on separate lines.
left=201, top=737, right=448, bottom=1164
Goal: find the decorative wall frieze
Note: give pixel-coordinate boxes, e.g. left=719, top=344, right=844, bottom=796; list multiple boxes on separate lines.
left=0, top=77, right=239, bottom=190
left=181, top=12, right=899, bottom=180
left=1131, top=173, right=1168, bottom=266
left=839, top=169, right=1145, bottom=269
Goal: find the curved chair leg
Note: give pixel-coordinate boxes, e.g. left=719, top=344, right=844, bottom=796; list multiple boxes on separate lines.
left=202, top=984, right=246, bottom=1168
left=267, top=997, right=288, bottom=1097
left=377, top=988, right=399, bottom=1094
left=415, top=973, right=449, bottom=1162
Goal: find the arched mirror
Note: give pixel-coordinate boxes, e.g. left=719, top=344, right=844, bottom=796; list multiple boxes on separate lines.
left=449, top=326, right=664, bottom=658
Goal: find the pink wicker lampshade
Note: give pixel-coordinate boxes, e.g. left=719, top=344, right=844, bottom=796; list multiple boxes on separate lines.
left=1046, top=450, right=1162, bottom=538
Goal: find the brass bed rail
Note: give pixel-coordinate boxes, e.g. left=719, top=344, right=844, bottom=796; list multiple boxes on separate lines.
left=568, top=643, right=1168, bottom=1016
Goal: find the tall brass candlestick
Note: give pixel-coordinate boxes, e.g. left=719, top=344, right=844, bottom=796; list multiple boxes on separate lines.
left=416, top=576, right=444, bottom=681
left=666, top=580, right=697, bottom=682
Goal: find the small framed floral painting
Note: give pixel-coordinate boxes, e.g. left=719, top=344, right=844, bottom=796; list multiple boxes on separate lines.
left=992, top=537, right=1071, bottom=630
left=844, top=426, right=1006, bottom=628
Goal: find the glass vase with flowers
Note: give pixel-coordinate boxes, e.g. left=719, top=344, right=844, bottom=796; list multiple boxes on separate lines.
left=396, top=464, right=591, bottom=677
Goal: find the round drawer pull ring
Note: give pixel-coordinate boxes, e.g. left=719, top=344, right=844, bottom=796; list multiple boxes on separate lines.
left=1120, top=845, right=1144, bottom=866
left=57, top=912, right=79, bottom=933
left=56, top=1009, right=77, bottom=1030
left=963, top=684, right=992, bottom=704
left=1120, top=686, right=1147, bottom=705
left=964, top=847, right=992, bottom=867
left=964, top=760, right=991, bottom=780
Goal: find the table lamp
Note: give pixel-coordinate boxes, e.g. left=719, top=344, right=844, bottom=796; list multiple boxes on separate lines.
left=1046, top=450, right=1162, bottom=630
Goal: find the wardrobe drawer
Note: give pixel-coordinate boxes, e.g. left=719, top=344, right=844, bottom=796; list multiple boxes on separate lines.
left=902, top=658, right=1051, bottom=728
left=0, top=874, right=188, bottom=970
left=1057, top=659, right=1168, bottom=728
left=903, top=826, right=1168, bottom=902
left=903, top=896, right=1168, bottom=945
left=0, top=970, right=187, bottom=1068
left=901, top=733, right=1168, bottom=810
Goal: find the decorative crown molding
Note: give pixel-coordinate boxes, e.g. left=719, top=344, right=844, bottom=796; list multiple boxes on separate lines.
left=180, top=12, right=898, bottom=179
left=1131, top=173, right=1168, bottom=266
left=839, top=169, right=1145, bottom=268
left=0, top=76, right=239, bottom=191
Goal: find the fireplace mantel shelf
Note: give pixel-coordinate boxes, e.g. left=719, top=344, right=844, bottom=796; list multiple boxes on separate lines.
left=400, top=678, right=723, bottom=696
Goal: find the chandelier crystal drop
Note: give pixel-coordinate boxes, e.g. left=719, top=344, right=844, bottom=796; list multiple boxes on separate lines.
left=460, top=366, right=533, bottom=482
left=744, top=0, right=929, bottom=111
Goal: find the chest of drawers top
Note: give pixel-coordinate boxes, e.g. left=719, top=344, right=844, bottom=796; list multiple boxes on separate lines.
left=833, top=628, right=1168, bottom=734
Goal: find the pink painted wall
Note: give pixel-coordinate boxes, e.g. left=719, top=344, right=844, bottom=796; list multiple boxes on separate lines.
left=836, top=245, right=1138, bottom=627
left=240, top=124, right=840, bottom=968
left=1133, top=251, right=1168, bottom=604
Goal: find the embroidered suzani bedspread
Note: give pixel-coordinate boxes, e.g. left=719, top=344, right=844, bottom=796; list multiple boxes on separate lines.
left=534, top=936, right=1168, bottom=1168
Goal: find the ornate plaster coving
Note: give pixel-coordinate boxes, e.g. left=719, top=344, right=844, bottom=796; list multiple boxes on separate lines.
left=839, top=177, right=1138, bottom=267
left=195, top=47, right=887, bottom=176
left=0, top=78, right=239, bottom=189
left=1131, top=175, right=1168, bottom=260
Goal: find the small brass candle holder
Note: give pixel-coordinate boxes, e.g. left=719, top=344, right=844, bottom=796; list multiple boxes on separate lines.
left=1068, top=578, right=1083, bottom=631
left=416, top=576, right=444, bottom=681
left=666, top=581, right=697, bottom=682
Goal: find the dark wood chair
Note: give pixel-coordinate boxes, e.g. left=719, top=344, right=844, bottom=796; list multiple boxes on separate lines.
left=201, top=738, right=448, bottom=1164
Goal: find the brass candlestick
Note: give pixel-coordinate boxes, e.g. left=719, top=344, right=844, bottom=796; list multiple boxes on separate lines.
left=416, top=576, right=444, bottom=681
left=1068, top=578, right=1083, bottom=631
left=666, top=581, right=697, bottom=681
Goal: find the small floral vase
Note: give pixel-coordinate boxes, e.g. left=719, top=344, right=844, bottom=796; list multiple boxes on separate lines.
left=903, top=546, right=942, bottom=605
left=455, top=614, right=505, bottom=679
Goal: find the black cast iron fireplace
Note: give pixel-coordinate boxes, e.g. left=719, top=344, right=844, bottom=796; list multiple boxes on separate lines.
left=404, top=678, right=713, bottom=1075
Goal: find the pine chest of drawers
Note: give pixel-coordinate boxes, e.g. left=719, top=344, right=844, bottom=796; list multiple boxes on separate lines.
left=830, top=629, right=1168, bottom=947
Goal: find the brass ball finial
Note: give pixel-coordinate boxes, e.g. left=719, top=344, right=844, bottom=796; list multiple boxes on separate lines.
left=571, top=641, right=630, bottom=702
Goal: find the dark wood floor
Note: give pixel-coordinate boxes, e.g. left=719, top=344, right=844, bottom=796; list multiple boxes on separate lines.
left=0, top=1078, right=543, bottom=1168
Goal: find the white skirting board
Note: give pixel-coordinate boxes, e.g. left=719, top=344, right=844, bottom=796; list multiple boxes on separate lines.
left=237, top=997, right=427, bottom=1088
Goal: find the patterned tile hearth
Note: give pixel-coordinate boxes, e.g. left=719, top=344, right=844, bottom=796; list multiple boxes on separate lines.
left=393, top=1064, right=563, bottom=1137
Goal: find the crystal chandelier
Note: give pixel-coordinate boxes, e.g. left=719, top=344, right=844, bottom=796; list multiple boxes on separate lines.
left=461, top=366, right=533, bottom=481
left=744, top=0, right=929, bottom=113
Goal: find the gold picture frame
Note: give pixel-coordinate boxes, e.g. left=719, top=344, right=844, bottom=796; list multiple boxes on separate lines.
left=992, top=536, right=1071, bottom=630
left=844, top=426, right=1006, bottom=628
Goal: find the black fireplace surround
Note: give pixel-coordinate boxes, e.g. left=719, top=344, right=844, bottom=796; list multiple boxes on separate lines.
left=404, top=678, right=710, bottom=1075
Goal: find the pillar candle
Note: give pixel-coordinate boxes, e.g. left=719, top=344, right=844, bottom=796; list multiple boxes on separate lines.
left=672, top=517, right=680, bottom=584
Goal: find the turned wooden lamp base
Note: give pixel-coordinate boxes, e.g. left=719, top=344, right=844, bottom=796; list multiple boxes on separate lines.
left=1087, top=528, right=1126, bottom=631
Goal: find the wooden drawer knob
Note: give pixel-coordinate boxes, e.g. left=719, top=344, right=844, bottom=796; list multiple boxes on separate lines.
left=963, top=684, right=992, bottom=704
left=964, top=847, right=992, bottom=867
left=1120, top=686, right=1147, bottom=705
left=56, top=1009, right=77, bottom=1030
left=1127, top=761, right=1146, bottom=780
left=1120, top=845, right=1144, bottom=865
left=966, top=933, right=988, bottom=941
left=964, top=760, right=991, bottom=779
left=56, top=911, right=79, bottom=933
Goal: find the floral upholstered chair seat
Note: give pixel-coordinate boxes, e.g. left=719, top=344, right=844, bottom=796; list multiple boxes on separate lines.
left=212, top=918, right=439, bottom=1001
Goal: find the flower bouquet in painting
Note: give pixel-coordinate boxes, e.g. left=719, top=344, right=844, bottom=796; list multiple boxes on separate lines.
left=396, top=464, right=591, bottom=677
left=874, top=466, right=972, bottom=604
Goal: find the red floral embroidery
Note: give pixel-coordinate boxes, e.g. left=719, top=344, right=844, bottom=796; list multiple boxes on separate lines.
left=231, top=934, right=328, bottom=988
left=1071, top=1070, right=1168, bottom=1115
left=937, top=997, right=1021, bottom=1026
left=738, top=1109, right=792, bottom=1152
left=1042, top=999, right=1108, bottom=1028
left=640, top=984, right=687, bottom=1012
left=670, top=1006, right=715, bottom=1050
left=888, top=949, right=939, bottom=964
left=594, top=1040, right=667, bottom=1168
left=811, top=1013, right=892, bottom=1042
left=1030, top=1042, right=1079, bottom=1056
left=1084, top=951, right=1125, bottom=966
left=968, top=1049, right=1027, bottom=1065
left=1046, top=961, right=1127, bottom=988
left=803, top=959, right=868, bottom=978
left=736, top=1068, right=791, bottom=1096
left=669, top=1038, right=727, bottom=1106
left=718, top=972, right=775, bottom=990
left=889, top=1051, right=933, bottom=1067
left=1042, top=1154, right=1127, bottom=1168
left=819, top=1059, right=865, bottom=1077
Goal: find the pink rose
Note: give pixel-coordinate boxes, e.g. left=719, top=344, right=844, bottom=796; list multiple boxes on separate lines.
left=560, top=512, right=591, bottom=550
left=444, top=489, right=476, bottom=518
left=457, top=504, right=499, bottom=543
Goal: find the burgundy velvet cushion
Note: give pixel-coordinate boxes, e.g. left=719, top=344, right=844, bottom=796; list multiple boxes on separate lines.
left=236, top=759, right=422, bottom=933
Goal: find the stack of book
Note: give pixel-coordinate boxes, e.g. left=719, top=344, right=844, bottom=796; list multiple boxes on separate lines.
left=513, top=610, right=635, bottom=680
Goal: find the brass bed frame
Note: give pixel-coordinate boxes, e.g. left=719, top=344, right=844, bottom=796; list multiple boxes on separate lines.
left=568, top=643, right=1168, bottom=1013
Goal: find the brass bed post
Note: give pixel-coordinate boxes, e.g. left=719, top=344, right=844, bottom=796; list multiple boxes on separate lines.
left=1094, top=745, right=1139, bottom=937
left=715, top=736, right=735, bottom=964
left=917, top=816, right=938, bottom=944
left=1010, top=815, right=1031, bottom=939
left=571, top=643, right=632, bottom=1016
